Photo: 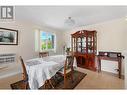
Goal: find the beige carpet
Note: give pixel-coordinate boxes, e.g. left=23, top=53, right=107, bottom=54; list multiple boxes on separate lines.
left=75, top=68, right=124, bottom=89
left=0, top=67, right=124, bottom=89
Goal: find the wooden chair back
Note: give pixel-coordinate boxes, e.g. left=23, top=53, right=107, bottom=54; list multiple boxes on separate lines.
left=63, top=55, right=74, bottom=88
left=19, top=56, right=28, bottom=81
left=66, top=51, right=74, bottom=56
left=64, top=55, right=74, bottom=72
left=39, top=52, right=49, bottom=58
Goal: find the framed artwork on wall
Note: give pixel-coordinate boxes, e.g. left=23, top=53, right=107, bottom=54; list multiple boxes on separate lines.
left=0, top=28, right=18, bottom=45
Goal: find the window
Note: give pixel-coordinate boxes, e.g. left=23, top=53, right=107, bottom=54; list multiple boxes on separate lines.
left=40, top=31, right=55, bottom=51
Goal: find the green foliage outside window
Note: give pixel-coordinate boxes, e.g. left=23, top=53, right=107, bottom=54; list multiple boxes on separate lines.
left=41, top=32, right=54, bottom=50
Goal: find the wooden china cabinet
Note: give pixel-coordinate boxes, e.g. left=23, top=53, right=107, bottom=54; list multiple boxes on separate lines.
left=71, top=30, right=97, bottom=71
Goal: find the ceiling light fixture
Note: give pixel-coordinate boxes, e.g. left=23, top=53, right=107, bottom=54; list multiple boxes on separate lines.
left=64, top=17, right=75, bottom=26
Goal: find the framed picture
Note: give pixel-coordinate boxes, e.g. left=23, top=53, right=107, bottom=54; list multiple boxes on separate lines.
left=0, top=28, right=18, bottom=45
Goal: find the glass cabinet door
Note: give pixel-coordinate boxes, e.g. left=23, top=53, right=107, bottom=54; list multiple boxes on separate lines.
left=82, top=37, right=86, bottom=53
left=88, top=34, right=93, bottom=53
left=72, top=38, right=76, bottom=52
left=94, top=33, right=97, bottom=53
left=77, top=37, right=81, bottom=52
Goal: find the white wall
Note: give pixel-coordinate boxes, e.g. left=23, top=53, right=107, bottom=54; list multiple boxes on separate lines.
left=0, top=20, right=63, bottom=78
left=63, top=17, right=127, bottom=75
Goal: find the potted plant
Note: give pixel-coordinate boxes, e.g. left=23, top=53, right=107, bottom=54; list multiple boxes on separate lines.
left=66, top=47, right=70, bottom=55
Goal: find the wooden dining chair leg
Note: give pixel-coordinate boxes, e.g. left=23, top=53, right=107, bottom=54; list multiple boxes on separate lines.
left=26, top=83, right=29, bottom=89
left=48, top=79, right=54, bottom=88
left=24, top=84, right=27, bottom=89
left=22, top=83, right=27, bottom=89
left=70, top=71, right=74, bottom=83
left=44, top=81, right=46, bottom=89
left=44, top=80, right=47, bottom=89
left=64, top=74, right=67, bottom=88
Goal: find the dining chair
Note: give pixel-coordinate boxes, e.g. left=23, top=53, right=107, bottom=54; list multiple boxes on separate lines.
left=39, top=52, right=49, bottom=58
left=57, top=55, right=74, bottom=88
left=19, top=56, right=29, bottom=89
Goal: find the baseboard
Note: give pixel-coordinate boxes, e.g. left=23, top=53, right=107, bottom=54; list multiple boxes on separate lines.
left=0, top=71, right=21, bottom=79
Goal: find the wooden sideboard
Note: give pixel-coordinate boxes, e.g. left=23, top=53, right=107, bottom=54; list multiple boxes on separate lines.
left=97, top=51, right=124, bottom=78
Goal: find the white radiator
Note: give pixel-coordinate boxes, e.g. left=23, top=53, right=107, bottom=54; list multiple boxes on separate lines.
left=0, top=53, right=16, bottom=65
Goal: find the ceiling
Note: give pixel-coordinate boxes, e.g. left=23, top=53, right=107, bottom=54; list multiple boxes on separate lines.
left=15, top=6, right=127, bottom=31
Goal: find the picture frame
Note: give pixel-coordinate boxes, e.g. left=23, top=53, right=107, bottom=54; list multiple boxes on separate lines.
left=0, top=28, right=18, bottom=45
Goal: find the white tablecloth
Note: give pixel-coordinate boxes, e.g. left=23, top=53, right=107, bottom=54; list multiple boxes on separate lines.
left=25, top=55, right=77, bottom=89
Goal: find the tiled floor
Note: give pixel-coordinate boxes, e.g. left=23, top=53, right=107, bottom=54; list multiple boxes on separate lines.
left=0, top=67, right=124, bottom=89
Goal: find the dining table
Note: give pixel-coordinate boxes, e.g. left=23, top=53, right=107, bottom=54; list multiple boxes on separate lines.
left=25, top=55, right=77, bottom=89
